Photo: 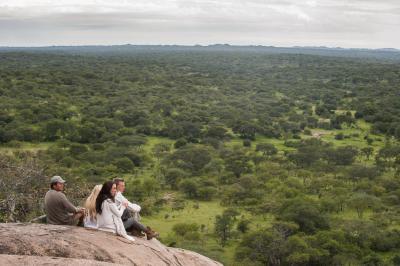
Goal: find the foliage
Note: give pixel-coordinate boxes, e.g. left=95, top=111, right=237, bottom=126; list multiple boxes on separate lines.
left=1, top=49, right=400, bottom=264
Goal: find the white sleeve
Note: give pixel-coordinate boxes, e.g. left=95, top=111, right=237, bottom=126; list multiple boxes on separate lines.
left=117, top=193, right=141, bottom=213
left=127, top=201, right=141, bottom=213
left=114, top=192, right=123, bottom=207
left=107, top=200, right=125, bottom=218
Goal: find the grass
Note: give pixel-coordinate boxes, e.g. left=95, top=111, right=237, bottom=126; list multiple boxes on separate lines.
left=143, top=136, right=175, bottom=153
left=142, top=199, right=235, bottom=263
left=332, top=209, right=374, bottom=221
left=0, top=141, right=52, bottom=154
left=141, top=198, right=275, bottom=265
left=142, top=200, right=224, bottom=236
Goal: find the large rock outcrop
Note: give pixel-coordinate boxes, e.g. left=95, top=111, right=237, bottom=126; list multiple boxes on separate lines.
left=0, top=223, right=223, bottom=266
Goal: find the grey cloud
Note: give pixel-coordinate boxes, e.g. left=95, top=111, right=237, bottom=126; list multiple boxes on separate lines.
left=0, top=0, right=399, bottom=48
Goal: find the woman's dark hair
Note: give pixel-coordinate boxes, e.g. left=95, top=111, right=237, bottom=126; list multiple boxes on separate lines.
left=95, top=181, right=115, bottom=215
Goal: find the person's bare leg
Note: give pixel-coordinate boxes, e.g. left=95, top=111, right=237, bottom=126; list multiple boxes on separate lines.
left=73, top=212, right=84, bottom=226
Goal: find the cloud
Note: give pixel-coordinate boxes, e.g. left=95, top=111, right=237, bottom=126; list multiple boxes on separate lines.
left=0, top=0, right=399, bottom=48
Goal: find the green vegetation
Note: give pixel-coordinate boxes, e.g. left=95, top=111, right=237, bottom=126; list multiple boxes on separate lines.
left=1, top=48, right=400, bottom=265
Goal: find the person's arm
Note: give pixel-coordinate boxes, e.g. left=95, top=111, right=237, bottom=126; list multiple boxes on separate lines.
left=114, top=192, right=124, bottom=207
left=118, top=193, right=141, bottom=212
left=60, top=193, right=78, bottom=213
left=107, top=199, right=126, bottom=218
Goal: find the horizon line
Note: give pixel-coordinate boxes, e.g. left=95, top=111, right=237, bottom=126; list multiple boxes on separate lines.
left=0, top=43, right=399, bottom=51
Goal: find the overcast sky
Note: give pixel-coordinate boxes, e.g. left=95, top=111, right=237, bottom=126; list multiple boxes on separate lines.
left=0, top=0, right=399, bottom=48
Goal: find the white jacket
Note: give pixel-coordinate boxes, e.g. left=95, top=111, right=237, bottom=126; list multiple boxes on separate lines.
left=96, top=199, right=134, bottom=242
left=115, top=192, right=141, bottom=212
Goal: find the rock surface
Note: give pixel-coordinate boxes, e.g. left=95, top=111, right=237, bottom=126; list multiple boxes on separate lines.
left=0, top=223, right=223, bottom=266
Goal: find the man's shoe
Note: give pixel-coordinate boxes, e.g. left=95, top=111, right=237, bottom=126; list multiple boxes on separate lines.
left=146, top=226, right=159, bottom=240
left=131, top=228, right=146, bottom=238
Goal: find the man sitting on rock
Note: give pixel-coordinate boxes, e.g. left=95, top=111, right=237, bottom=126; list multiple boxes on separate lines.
left=44, top=176, right=85, bottom=226
left=113, top=178, right=158, bottom=240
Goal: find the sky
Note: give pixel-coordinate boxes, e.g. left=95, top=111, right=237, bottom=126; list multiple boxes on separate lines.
left=0, top=0, right=399, bottom=48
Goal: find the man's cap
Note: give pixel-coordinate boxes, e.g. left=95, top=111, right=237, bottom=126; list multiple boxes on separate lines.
left=50, top=175, right=66, bottom=184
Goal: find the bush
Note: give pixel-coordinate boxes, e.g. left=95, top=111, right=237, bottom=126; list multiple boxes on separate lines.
left=197, top=186, right=217, bottom=201
left=172, top=222, right=199, bottom=237
left=393, top=255, right=400, bottom=265
left=164, top=168, right=187, bottom=189
left=303, top=129, right=312, bottom=135
left=278, top=197, right=329, bottom=233
left=179, top=179, right=199, bottom=198
left=60, top=156, right=75, bottom=167
left=113, top=157, right=134, bottom=172
left=6, top=140, right=22, bottom=148
left=92, top=143, right=105, bottom=150
left=237, top=219, right=251, bottom=233
left=185, top=231, right=201, bottom=241
left=243, top=139, right=251, bottom=147
left=335, top=133, right=344, bottom=140
left=174, top=138, right=187, bottom=149
left=69, top=143, right=88, bottom=157
left=172, top=198, right=186, bottom=211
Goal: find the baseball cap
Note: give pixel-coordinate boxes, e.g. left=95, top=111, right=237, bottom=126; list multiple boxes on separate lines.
left=50, top=175, right=66, bottom=184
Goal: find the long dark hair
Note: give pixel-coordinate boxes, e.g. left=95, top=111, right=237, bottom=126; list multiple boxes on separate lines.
left=95, top=181, right=115, bottom=215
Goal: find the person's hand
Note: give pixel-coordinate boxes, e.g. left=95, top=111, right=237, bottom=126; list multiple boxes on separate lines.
left=77, top=207, right=86, bottom=213
left=122, top=202, right=129, bottom=208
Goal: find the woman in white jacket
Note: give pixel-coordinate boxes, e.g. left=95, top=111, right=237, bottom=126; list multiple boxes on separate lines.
left=95, top=180, right=134, bottom=242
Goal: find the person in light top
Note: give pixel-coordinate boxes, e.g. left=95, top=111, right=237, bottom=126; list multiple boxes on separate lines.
left=83, top=184, right=102, bottom=229
left=95, top=180, right=134, bottom=242
left=114, top=178, right=158, bottom=240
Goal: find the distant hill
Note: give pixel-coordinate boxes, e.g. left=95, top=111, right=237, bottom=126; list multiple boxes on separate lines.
left=1, top=44, right=400, bottom=61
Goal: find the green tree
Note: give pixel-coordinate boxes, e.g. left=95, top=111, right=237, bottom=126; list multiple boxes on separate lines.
left=361, top=147, right=374, bottom=160
left=348, top=193, right=380, bottom=219
left=256, top=143, right=278, bottom=157
left=278, top=197, right=329, bottom=233
left=179, top=179, right=198, bottom=198
left=69, top=143, right=88, bottom=157
left=113, top=157, right=134, bottom=173
left=214, top=210, right=237, bottom=246
left=237, top=219, right=251, bottom=234
left=164, top=168, right=187, bottom=189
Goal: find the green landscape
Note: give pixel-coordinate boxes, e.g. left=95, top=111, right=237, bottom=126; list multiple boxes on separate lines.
left=1, top=46, right=400, bottom=265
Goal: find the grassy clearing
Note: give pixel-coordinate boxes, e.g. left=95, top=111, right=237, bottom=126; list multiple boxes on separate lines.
left=141, top=197, right=275, bottom=265
left=143, top=136, right=175, bottom=153
left=332, top=209, right=374, bottom=221
left=142, top=200, right=224, bottom=236
left=0, top=142, right=52, bottom=154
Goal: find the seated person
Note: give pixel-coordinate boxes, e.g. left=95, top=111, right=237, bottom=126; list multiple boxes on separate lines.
left=96, top=180, right=134, bottom=242
left=83, top=184, right=102, bottom=229
left=44, top=176, right=85, bottom=225
left=114, top=178, right=158, bottom=240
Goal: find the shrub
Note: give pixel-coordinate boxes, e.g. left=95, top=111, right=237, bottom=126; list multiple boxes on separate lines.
left=174, top=138, right=187, bottom=149
left=335, top=133, right=344, bottom=140
left=243, top=139, right=252, bottom=147
left=113, top=157, right=134, bottom=172
left=69, top=143, right=88, bottom=157
left=172, top=222, right=199, bottom=237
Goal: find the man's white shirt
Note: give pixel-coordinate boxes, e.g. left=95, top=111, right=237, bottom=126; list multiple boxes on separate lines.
left=115, top=191, right=141, bottom=212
